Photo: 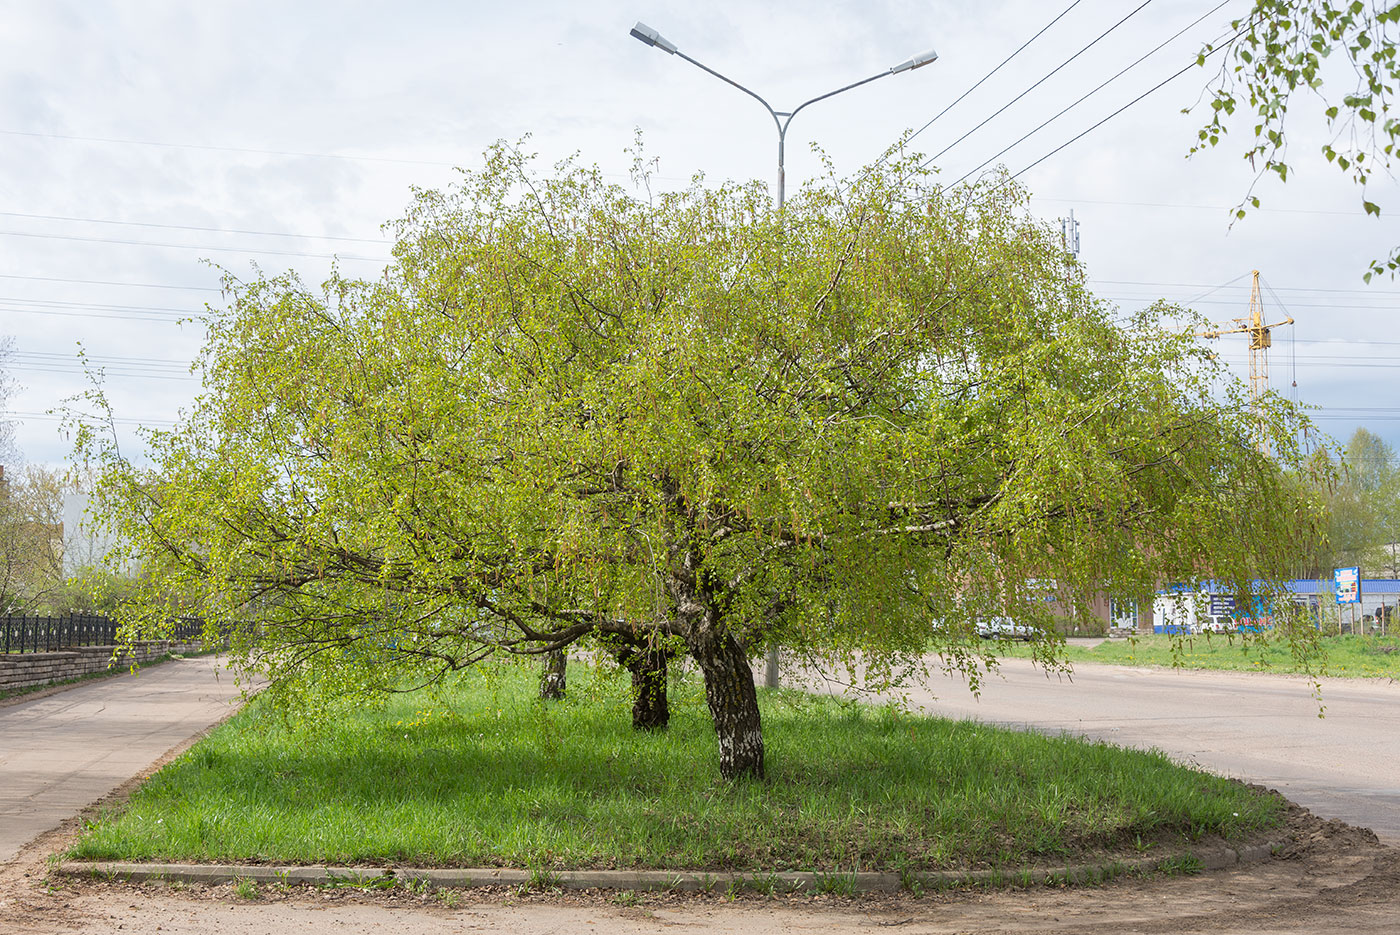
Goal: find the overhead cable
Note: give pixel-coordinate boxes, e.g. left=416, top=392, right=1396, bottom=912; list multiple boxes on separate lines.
left=995, top=27, right=1241, bottom=190
left=0, top=228, right=388, bottom=262
left=948, top=1, right=1229, bottom=187
left=1038, top=196, right=1389, bottom=217
left=0, top=210, right=390, bottom=245
left=897, top=0, right=1087, bottom=155
left=0, top=127, right=452, bottom=168
left=0, top=272, right=219, bottom=291
left=922, top=0, right=1158, bottom=169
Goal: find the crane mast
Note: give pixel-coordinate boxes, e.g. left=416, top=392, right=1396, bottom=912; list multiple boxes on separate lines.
left=1196, top=270, right=1294, bottom=455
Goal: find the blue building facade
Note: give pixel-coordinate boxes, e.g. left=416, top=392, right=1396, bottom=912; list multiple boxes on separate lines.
left=1150, top=579, right=1400, bottom=635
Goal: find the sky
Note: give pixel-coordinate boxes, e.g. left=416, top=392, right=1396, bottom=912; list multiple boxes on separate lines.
left=2, top=0, right=1398, bottom=469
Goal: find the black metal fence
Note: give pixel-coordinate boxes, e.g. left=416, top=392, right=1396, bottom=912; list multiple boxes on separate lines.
left=1, top=615, right=206, bottom=654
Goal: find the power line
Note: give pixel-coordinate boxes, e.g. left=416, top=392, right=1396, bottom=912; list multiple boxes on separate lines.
left=1, top=296, right=198, bottom=314
left=1217, top=360, right=1400, bottom=370
left=1285, top=340, right=1400, bottom=348
left=0, top=210, right=390, bottom=245
left=13, top=351, right=190, bottom=368
left=937, top=22, right=1244, bottom=220
left=9, top=352, right=196, bottom=379
left=0, top=127, right=454, bottom=168
left=9, top=365, right=197, bottom=381
left=0, top=228, right=388, bottom=262
left=1037, top=196, right=1395, bottom=218
left=1090, top=278, right=1400, bottom=296
left=1312, top=415, right=1400, bottom=420
left=0, top=129, right=682, bottom=184
left=996, top=27, right=1241, bottom=189
left=1171, top=349, right=1400, bottom=366
left=897, top=0, right=1087, bottom=154
left=0, top=297, right=202, bottom=323
left=923, top=0, right=1159, bottom=169
left=8, top=409, right=177, bottom=427
left=1092, top=277, right=1400, bottom=295
left=1103, top=296, right=1400, bottom=311
left=949, top=1, right=1229, bottom=188
left=0, top=272, right=220, bottom=292
left=0, top=305, right=190, bottom=324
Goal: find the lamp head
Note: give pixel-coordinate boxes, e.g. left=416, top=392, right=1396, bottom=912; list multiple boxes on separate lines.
left=891, top=48, right=939, bottom=74
left=629, top=21, right=679, bottom=54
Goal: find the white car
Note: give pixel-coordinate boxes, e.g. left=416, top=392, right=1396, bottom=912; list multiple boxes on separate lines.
left=976, top=617, right=1034, bottom=641
left=1198, top=615, right=1236, bottom=634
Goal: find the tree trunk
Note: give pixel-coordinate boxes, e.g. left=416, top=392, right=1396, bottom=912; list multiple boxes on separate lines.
left=605, top=636, right=672, bottom=730
left=687, top=620, right=765, bottom=781
left=626, top=644, right=671, bottom=731
left=660, top=478, right=763, bottom=780
left=539, top=647, right=567, bottom=700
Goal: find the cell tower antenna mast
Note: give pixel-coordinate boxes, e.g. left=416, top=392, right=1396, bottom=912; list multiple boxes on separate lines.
left=1060, top=210, right=1080, bottom=257
left=1196, top=270, right=1295, bottom=455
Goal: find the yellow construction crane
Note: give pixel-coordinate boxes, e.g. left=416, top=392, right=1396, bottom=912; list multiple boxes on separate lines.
left=1196, top=270, right=1294, bottom=455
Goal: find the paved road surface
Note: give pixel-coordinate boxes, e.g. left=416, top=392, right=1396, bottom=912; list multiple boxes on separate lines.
left=0, top=652, right=1396, bottom=933
left=0, top=656, right=245, bottom=862
left=812, top=654, right=1400, bottom=843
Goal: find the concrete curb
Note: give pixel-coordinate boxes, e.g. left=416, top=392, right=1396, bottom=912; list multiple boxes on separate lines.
left=60, top=841, right=1284, bottom=894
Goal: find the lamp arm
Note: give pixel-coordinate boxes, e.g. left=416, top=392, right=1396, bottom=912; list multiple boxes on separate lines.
left=674, top=50, right=783, bottom=134
left=782, top=69, right=893, bottom=131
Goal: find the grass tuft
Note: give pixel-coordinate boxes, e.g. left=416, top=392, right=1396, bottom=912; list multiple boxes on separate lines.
left=1158, top=853, right=1205, bottom=876
left=813, top=869, right=858, bottom=897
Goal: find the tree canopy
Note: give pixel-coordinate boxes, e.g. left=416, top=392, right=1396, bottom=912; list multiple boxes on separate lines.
left=0, top=464, right=66, bottom=614
left=1298, top=427, right=1400, bottom=577
left=82, top=147, right=1320, bottom=779
left=1193, top=1, right=1400, bottom=278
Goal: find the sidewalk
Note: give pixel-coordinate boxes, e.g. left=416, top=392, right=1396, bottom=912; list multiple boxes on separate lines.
left=0, top=655, right=246, bottom=863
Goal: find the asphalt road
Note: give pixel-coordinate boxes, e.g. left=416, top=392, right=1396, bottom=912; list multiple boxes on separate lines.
left=813, top=651, right=1400, bottom=843
left=0, top=650, right=1396, bottom=934
left=0, top=655, right=245, bottom=863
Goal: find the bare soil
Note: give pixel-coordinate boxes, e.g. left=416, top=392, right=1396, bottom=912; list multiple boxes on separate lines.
left=1, top=770, right=1392, bottom=935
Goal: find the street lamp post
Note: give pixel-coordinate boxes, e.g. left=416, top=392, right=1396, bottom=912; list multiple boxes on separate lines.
left=628, top=22, right=938, bottom=688
left=629, top=22, right=937, bottom=210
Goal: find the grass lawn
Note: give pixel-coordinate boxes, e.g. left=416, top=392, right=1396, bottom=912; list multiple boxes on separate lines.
left=69, top=658, right=1279, bottom=872
left=1008, top=633, right=1400, bottom=678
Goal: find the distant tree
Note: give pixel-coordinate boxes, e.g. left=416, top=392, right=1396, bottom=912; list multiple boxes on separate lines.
left=1304, top=428, right=1400, bottom=576
left=82, top=148, right=1320, bottom=780
left=0, top=464, right=65, bottom=613
left=1193, top=1, right=1400, bottom=278
left=0, top=335, right=17, bottom=466
left=44, top=565, right=145, bottom=617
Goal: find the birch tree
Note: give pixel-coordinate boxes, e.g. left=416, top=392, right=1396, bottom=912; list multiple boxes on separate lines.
left=83, top=148, right=1319, bottom=780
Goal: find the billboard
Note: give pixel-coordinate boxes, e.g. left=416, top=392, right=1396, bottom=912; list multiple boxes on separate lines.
left=1208, top=595, right=1237, bottom=617
left=1333, top=567, right=1361, bottom=605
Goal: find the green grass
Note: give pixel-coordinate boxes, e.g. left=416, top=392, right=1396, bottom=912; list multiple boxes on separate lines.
left=1007, top=633, right=1400, bottom=678
left=69, top=658, right=1280, bottom=872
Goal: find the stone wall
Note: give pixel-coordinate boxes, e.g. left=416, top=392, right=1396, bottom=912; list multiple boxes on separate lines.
left=0, top=640, right=206, bottom=693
